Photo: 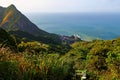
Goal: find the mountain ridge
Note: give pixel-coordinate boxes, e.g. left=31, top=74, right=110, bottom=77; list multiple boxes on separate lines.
left=0, top=4, right=81, bottom=44
left=0, top=4, right=63, bottom=44
left=0, top=4, right=48, bottom=36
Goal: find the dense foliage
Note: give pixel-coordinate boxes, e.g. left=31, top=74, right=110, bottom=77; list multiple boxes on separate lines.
left=0, top=48, right=73, bottom=80
left=0, top=35, right=120, bottom=80
left=0, top=28, right=18, bottom=50
left=66, top=39, right=120, bottom=80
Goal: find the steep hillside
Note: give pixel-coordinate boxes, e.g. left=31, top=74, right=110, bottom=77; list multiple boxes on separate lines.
left=0, top=4, right=47, bottom=35
left=0, top=4, right=61, bottom=44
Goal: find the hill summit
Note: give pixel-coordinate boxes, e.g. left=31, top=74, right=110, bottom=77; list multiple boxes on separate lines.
left=0, top=4, right=49, bottom=36
left=0, top=4, right=81, bottom=44
left=0, top=4, right=62, bottom=44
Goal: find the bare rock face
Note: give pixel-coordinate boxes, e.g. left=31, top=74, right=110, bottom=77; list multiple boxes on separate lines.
left=61, top=34, right=81, bottom=44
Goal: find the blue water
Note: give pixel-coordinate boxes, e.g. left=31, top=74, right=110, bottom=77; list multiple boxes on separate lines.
left=26, top=13, right=120, bottom=40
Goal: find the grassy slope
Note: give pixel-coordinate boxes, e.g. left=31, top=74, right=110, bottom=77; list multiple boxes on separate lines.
left=0, top=37, right=120, bottom=80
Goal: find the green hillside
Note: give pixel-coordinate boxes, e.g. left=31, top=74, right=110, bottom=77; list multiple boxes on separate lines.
left=0, top=4, right=61, bottom=44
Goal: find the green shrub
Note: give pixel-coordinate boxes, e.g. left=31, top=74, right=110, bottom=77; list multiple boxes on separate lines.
left=0, top=61, right=22, bottom=80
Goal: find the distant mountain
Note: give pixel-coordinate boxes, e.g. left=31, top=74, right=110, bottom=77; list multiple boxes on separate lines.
left=0, top=4, right=62, bottom=44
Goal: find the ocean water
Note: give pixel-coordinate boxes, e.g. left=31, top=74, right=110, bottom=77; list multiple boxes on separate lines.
left=26, top=13, right=120, bottom=40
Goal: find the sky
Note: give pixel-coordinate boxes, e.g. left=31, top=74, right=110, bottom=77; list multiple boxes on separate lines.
left=0, top=0, right=120, bottom=13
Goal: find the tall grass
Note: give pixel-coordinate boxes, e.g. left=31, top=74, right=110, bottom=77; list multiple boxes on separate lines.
left=0, top=48, right=73, bottom=80
left=23, top=53, right=73, bottom=80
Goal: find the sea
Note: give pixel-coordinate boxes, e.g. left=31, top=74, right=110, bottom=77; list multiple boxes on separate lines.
left=25, top=12, right=120, bottom=41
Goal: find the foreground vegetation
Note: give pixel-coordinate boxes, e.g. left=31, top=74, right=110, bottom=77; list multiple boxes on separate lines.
left=0, top=28, right=120, bottom=80
left=0, top=48, right=73, bottom=80
left=66, top=38, right=120, bottom=80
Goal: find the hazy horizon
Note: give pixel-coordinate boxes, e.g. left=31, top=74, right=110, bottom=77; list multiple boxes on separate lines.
left=0, top=0, right=120, bottom=13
